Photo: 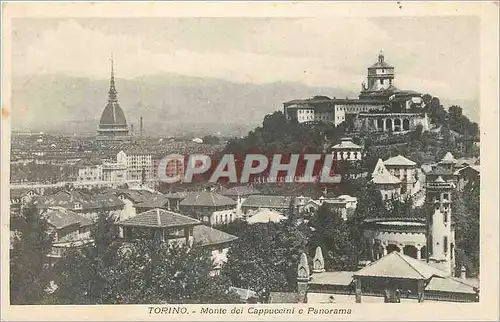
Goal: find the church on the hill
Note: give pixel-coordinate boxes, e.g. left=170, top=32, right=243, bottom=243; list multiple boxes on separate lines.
left=283, top=52, right=429, bottom=133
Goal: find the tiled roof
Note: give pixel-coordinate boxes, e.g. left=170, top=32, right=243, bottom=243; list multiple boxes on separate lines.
left=220, top=185, right=261, bottom=197
left=371, top=159, right=401, bottom=185
left=117, top=208, right=201, bottom=228
left=10, top=188, right=36, bottom=199
left=361, top=85, right=399, bottom=96
left=369, top=60, right=394, bottom=69
left=92, top=193, right=125, bottom=208
left=425, top=276, right=478, bottom=294
left=36, top=190, right=124, bottom=210
left=134, top=194, right=169, bottom=209
left=193, top=225, right=238, bottom=247
left=284, top=97, right=386, bottom=107
left=440, top=152, right=456, bottom=164
left=116, top=189, right=157, bottom=203
left=453, top=165, right=480, bottom=176
left=44, top=206, right=93, bottom=229
left=309, top=271, right=354, bottom=286
left=434, top=176, right=445, bottom=183
left=354, top=251, right=447, bottom=280
left=425, top=166, right=456, bottom=176
left=247, top=209, right=287, bottom=224
left=384, top=155, right=417, bottom=167
left=75, top=159, right=102, bottom=168
left=268, top=292, right=299, bottom=304
left=179, top=191, right=236, bottom=207
left=229, top=287, right=258, bottom=302
left=120, top=148, right=151, bottom=156
left=241, top=195, right=292, bottom=209
left=332, top=138, right=363, bottom=150
left=164, top=191, right=190, bottom=199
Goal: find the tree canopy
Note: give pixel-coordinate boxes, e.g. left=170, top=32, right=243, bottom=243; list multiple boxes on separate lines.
left=222, top=220, right=308, bottom=302
left=452, top=179, right=480, bottom=276
left=308, top=204, right=358, bottom=270
left=10, top=203, right=55, bottom=304
left=49, top=212, right=239, bottom=304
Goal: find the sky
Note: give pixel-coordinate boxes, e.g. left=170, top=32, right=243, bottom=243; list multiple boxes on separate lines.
left=11, top=17, right=479, bottom=102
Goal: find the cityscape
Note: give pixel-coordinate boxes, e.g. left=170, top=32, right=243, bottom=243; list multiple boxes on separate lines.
left=9, top=17, right=481, bottom=306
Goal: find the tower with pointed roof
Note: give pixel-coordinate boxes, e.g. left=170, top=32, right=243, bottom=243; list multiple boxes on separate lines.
left=97, top=56, right=129, bottom=141
left=297, top=252, right=310, bottom=303
left=425, top=171, right=456, bottom=276
left=312, top=246, right=325, bottom=273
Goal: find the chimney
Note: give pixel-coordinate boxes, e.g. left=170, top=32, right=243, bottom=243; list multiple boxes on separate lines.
left=130, top=124, right=134, bottom=136
left=460, top=266, right=467, bottom=279
left=140, top=117, right=143, bottom=137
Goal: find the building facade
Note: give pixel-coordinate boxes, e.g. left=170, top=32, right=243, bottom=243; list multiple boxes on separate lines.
left=383, top=155, right=419, bottom=196
left=371, top=159, right=402, bottom=201
left=76, top=161, right=103, bottom=182
left=179, top=191, right=238, bottom=226
left=118, top=150, right=153, bottom=182
left=283, top=52, right=428, bottom=132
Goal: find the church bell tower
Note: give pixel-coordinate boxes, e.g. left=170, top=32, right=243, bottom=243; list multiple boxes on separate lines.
left=364, top=51, right=395, bottom=94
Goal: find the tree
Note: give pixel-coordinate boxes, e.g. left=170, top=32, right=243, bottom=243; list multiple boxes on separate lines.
left=452, top=179, right=480, bottom=276
left=428, top=96, right=447, bottom=125
left=52, top=214, right=239, bottom=304
left=101, top=242, right=238, bottom=304
left=223, top=221, right=307, bottom=302
left=309, top=204, right=358, bottom=270
left=386, top=197, right=414, bottom=218
left=10, top=203, right=55, bottom=304
left=50, top=211, right=119, bottom=304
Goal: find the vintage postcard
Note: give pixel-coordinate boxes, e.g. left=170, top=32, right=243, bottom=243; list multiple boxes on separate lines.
left=1, top=1, right=499, bottom=321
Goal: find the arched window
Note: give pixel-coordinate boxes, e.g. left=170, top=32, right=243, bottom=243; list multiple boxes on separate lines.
left=386, top=119, right=393, bottom=130
left=377, top=119, right=384, bottom=129
left=403, top=119, right=410, bottom=131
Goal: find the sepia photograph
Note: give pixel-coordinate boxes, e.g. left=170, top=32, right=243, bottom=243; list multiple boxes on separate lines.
left=1, top=1, right=499, bottom=321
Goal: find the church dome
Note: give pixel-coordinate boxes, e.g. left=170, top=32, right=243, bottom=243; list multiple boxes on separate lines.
left=100, top=101, right=127, bottom=126
left=97, top=57, right=129, bottom=140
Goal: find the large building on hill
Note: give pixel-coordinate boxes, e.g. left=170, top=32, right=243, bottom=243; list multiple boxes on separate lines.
left=97, top=58, right=129, bottom=141
left=283, top=52, right=429, bottom=133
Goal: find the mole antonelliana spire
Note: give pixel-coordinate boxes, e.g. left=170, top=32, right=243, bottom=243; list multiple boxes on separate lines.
left=97, top=54, right=129, bottom=141
left=108, top=53, right=117, bottom=102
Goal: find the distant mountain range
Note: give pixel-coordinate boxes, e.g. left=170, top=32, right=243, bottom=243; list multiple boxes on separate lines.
left=11, top=74, right=478, bottom=138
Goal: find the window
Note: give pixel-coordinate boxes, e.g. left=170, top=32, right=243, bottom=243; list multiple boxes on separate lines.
left=381, top=79, right=385, bottom=85
left=443, top=236, right=448, bottom=254
left=443, top=212, right=448, bottom=224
